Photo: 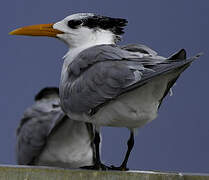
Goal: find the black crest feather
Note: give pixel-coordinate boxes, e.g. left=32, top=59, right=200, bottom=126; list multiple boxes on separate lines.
left=83, top=15, right=128, bottom=35
left=35, top=87, right=59, bottom=101
left=67, top=14, right=128, bottom=35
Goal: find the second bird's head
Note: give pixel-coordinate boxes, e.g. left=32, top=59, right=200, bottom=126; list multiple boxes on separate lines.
left=10, top=13, right=128, bottom=48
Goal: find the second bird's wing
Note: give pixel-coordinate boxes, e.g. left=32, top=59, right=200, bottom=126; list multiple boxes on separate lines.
left=16, top=101, right=65, bottom=165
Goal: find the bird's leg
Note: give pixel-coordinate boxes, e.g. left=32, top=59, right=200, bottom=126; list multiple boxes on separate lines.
left=111, top=131, right=134, bottom=171
left=94, top=131, right=110, bottom=170
left=81, top=128, right=110, bottom=170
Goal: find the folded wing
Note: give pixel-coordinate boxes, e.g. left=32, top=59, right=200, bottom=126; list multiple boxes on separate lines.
left=62, top=44, right=201, bottom=114
left=16, top=95, right=65, bottom=165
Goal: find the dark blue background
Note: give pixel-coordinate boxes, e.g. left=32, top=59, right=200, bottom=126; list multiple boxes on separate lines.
left=1, top=0, right=209, bottom=173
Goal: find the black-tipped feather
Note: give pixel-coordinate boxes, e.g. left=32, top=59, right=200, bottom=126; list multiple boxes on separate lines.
left=123, top=53, right=201, bottom=94
left=168, top=49, right=187, bottom=60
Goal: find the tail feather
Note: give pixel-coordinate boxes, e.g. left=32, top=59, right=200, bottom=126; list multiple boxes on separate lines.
left=122, top=52, right=203, bottom=94
left=168, top=49, right=187, bottom=60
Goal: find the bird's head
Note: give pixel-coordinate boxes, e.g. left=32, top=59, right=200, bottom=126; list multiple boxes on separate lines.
left=34, top=87, right=59, bottom=101
left=10, top=13, right=128, bottom=48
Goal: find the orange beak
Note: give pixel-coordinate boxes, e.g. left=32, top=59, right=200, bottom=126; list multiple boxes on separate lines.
left=9, top=23, right=63, bottom=37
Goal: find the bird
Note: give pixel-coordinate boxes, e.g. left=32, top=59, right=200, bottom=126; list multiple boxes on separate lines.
left=16, top=87, right=97, bottom=168
left=10, top=13, right=202, bottom=170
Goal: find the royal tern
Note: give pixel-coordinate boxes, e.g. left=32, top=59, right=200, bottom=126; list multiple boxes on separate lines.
left=16, top=87, right=96, bottom=168
left=10, top=13, right=202, bottom=170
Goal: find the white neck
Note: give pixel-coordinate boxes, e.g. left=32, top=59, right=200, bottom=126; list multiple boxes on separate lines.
left=63, top=30, right=115, bottom=61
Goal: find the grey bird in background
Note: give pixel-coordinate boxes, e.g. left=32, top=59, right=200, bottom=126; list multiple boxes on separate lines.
left=16, top=87, right=96, bottom=168
left=10, top=13, right=202, bottom=170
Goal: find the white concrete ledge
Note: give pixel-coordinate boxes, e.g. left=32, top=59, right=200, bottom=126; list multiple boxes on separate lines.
left=0, top=165, right=208, bottom=180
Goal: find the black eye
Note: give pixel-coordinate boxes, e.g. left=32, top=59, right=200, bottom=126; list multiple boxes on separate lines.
left=67, top=20, right=82, bottom=29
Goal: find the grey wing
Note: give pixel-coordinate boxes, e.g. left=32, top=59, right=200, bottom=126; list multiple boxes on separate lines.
left=64, top=45, right=202, bottom=114
left=121, top=43, right=158, bottom=56
left=16, top=102, right=65, bottom=165
left=64, top=60, right=141, bottom=113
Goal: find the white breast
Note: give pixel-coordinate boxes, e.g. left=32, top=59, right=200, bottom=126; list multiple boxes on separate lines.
left=36, top=120, right=94, bottom=168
